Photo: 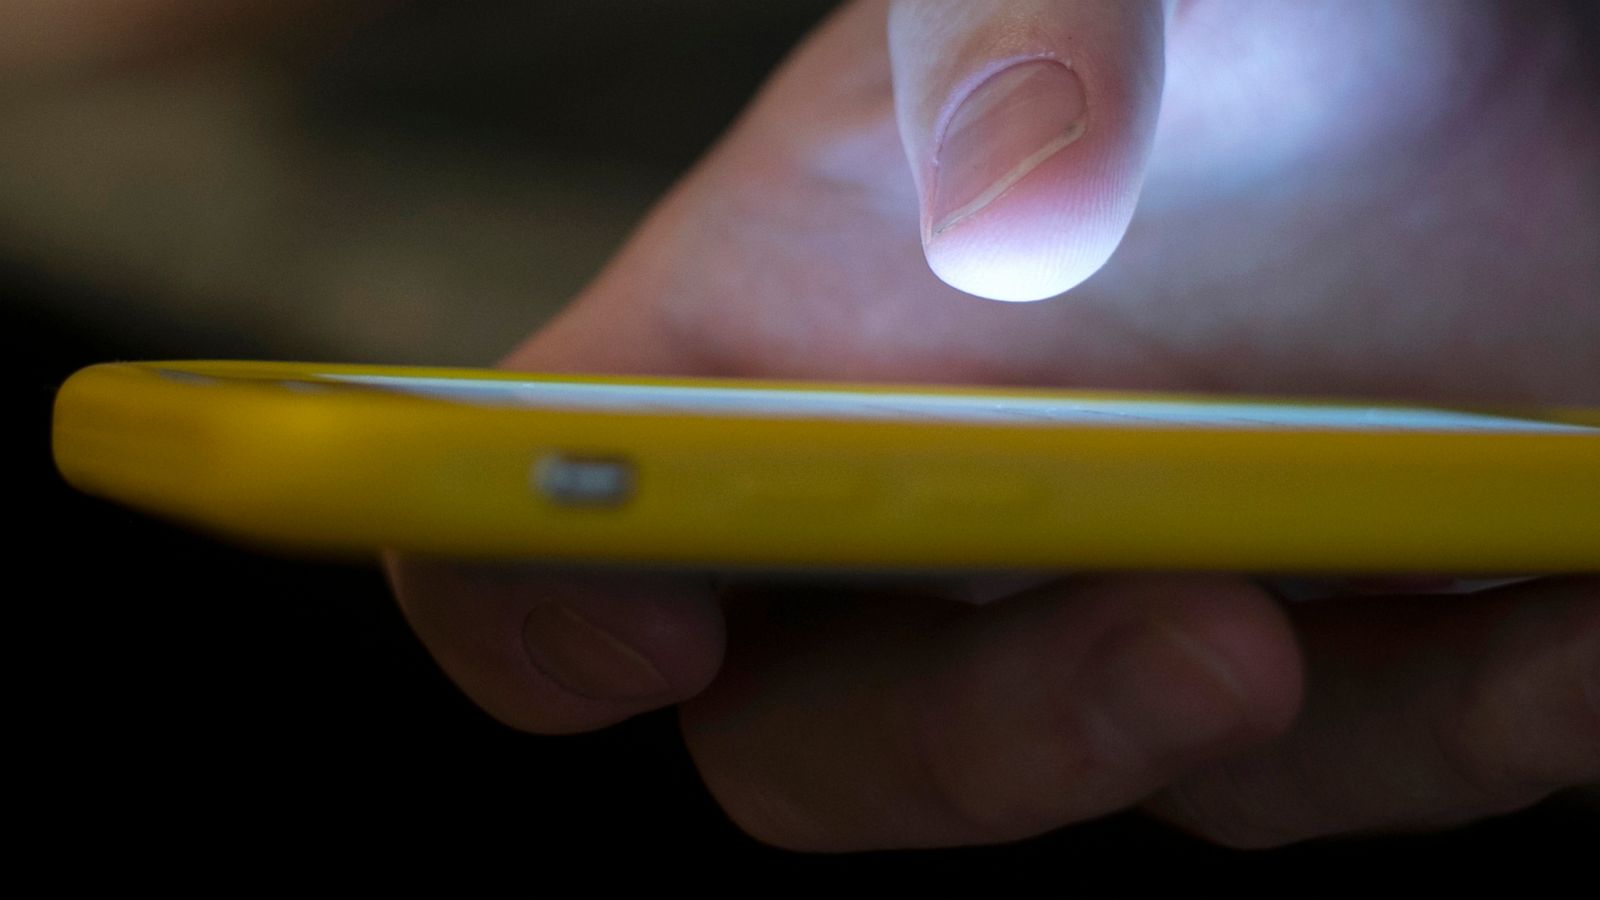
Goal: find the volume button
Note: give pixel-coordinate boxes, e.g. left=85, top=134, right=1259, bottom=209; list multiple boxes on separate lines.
left=533, top=453, right=636, bottom=508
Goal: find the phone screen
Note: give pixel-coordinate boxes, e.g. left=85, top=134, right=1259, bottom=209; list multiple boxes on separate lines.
left=310, top=373, right=1597, bottom=434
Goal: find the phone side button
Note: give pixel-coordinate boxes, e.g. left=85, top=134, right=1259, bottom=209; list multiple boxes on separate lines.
left=532, top=453, right=636, bottom=508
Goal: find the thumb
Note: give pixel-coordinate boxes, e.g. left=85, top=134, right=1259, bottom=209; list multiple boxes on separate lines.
left=889, top=0, right=1165, bottom=302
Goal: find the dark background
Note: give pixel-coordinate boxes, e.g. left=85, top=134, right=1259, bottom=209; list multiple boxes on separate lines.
left=10, top=0, right=1594, bottom=872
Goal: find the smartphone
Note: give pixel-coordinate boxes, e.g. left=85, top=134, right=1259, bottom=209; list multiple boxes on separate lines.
left=50, top=360, right=1600, bottom=573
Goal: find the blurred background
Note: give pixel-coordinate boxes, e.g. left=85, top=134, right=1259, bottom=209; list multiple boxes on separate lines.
left=5, top=0, right=839, bottom=363
left=10, top=0, right=1593, bottom=874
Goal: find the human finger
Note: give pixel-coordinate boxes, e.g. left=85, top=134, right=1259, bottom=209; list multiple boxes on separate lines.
left=382, top=277, right=734, bottom=734
left=387, top=560, right=725, bottom=734
left=1151, top=577, right=1600, bottom=846
left=888, top=0, right=1166, bottom=301
left=682, top=575, right=1301, bottom=851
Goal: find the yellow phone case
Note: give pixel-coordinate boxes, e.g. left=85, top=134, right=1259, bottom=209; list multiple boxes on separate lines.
left=51, top=361, right=1600, bottom=572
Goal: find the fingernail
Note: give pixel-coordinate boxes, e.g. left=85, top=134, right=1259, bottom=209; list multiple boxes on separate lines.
left=930, top=60, right=1087, bottom=237
left=523, top=602, right=672, bottom=700
left=1089, top=617, right=1251, bottom=755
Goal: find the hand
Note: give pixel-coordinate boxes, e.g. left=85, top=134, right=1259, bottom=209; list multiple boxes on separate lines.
left=388, top=0, right=1599, bottom=850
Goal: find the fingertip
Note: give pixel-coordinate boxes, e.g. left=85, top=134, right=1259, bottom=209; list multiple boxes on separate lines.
left=519, top=588, right=725, bottom=705
left=890, top=1, right=1164, bottom=302
left=386, top=557, right=725, bottom=734
left=1160, top=579, right=1306, bottom=745
left=921, top=161, right=1137, bottom=303
left=919, top=62, right=1154, bottom=303
left=920, top=58, right=1140, bottom=302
